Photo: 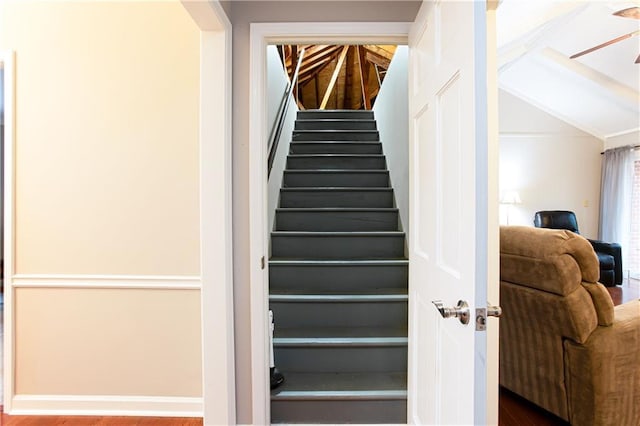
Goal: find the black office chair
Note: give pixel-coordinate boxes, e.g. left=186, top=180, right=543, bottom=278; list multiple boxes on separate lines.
left=533, top=210, right=623, bottom=286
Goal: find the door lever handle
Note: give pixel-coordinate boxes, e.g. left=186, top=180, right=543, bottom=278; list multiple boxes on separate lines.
left=432, top=300, right=470, bottom=325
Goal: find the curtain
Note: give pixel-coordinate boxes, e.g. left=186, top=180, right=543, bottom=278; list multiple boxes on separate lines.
left=599, top=145, right=634, bottom=277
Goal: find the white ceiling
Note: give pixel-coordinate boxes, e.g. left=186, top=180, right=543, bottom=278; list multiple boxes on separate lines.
left=497, top=0, right=640, bottom=140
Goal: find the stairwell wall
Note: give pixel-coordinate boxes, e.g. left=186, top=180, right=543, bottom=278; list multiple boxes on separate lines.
left=373, top=46, right=409, bottom=234
left=267, top=45, right=298, bottom=234
left=0, top=0, right=203, bottom=414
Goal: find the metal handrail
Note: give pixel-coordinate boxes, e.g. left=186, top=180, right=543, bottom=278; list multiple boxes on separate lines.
left=267, top=48, right=305, bottom=178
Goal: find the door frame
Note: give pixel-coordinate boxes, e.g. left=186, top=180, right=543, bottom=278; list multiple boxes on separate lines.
left=1, top=49, right=15, bottom=411
left=249, top=22, right=411, bottom=424
left=248, top=15, right=500, bottom=425
left=179, top=1, right=236, bottom=424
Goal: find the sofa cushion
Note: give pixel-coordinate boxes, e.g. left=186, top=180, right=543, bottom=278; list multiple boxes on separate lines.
left=500, top=226, right=600, bottom=296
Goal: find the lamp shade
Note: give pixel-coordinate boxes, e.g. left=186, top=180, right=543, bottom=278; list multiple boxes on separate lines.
left=501, top=190, right=522, bottom=205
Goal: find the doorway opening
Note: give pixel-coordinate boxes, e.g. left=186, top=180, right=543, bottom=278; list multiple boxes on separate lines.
left=266, top=42, right=409, bottom=424
left=247, top=22, right=411, bottom=425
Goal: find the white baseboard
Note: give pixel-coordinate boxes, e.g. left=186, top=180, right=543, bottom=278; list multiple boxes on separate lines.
left=10, top=394, right=203, bottom=417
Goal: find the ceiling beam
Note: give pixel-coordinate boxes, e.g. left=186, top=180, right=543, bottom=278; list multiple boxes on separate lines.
left=357, top=46, right=371, bottom=110
left=540, top=47, right=640, bottom=108
left=320, top=46, right=349, bottom=110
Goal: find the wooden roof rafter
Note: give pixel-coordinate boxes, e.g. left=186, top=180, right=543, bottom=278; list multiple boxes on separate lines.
left=278, top=43, right=397, bottom=110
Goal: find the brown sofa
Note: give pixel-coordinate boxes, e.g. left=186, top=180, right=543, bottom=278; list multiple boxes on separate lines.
left=500, top=226, right=640, bottom=425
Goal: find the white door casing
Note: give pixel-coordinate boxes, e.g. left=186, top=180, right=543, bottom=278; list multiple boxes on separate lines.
left=407, top=1, right=493, bottom=424
left=248, top=22, right=411, bottom=425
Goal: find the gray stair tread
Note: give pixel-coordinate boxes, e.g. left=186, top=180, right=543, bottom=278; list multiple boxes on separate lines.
left=270, top=257, right=408, bottom=262
left=303, top=109, right=373, bottom=112
left=280, top=187, right=392, bottom=191
left=276, top=326, right=407, bottom=338
left=269, top=259, right=408, bottom=265
left=285, top=169, right=388, bottom=173
left=290, top=141, right=381, bottom=144
left=276, top=207, right=398, bottom=212
left=288, top=154, right=385, bottom=158
left=274, top=336, right=408, bottom=347
left=296, top=119, right=376, bottom=122
left=272, top=288, right=407, bottom=296
left=271, top=372, right=407, bottom=397
left=272, top=231, right=405, bottom=236
left=294, top=129, right=379, bottom=133
left=270, top=294, right=407, bottom=303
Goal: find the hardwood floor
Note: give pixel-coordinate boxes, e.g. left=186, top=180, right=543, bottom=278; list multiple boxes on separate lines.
left=0, top=410, right=203, bottom=426
left=499, top=387, right=568, bottom=426
left=0, top=280, right=636, bottom=425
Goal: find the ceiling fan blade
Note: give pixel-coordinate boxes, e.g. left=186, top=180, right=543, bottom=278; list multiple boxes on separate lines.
left=613, top=7, right=640, bottom=20
left=570, top=30, right=640, bottom=59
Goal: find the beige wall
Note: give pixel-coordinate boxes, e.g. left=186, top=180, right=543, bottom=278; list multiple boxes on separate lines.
left=220, top=1, right=422, bottom=422
left=499, top=89, right=603, bottom=238
left=0, top=0, right=203, bottom=409
left=15, top=288, right=202, bottom=396
left=2, top=0, right=200, bottom=276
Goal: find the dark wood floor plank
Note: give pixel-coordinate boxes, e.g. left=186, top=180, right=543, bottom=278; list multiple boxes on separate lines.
left=0, top=412, right=203, bottom=426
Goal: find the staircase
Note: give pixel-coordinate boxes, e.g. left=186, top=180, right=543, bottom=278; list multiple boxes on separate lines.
left=269, top=109, right=408, bottom=424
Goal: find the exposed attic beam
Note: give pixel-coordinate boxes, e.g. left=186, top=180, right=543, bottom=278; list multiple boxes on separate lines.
left=365, top=51, right=391, bottom=69
left=320, top=46, right=350, bottom=109
left=299, top=55, right=338, bottom=85
left=362, top=44, right=394, bottom=61
left=357, top=46, right=371, bottom=110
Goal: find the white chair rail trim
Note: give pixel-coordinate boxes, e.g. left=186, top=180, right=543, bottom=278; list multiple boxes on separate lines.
left=10, top=274, right=201, bottom=290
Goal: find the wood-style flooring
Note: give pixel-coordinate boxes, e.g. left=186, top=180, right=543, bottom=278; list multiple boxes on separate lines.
left=0, top=413, right=203, bottom=426
left=0, top=281, right=637, bottom=425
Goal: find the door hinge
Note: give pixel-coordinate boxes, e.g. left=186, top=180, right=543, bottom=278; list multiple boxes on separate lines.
left=261, top=256, right=265, bottom=270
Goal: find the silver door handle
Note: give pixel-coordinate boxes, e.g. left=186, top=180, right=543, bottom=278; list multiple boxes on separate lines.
left=432, top=300, right=470, bottom=325
left=487, top=305, right=502, bottom=317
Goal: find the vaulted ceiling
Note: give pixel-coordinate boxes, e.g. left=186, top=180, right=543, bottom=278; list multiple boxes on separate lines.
left=278, top=44, right=397, bottom=110
left=497, top=1, right=640, bottom=140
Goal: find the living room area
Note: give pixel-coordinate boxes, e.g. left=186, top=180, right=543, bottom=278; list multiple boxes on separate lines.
left=497, top=1, right=640, bottom=296
left=496, top=2, right=639, bottom=424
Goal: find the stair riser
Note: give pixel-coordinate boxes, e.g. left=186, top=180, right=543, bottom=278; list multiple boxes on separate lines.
left=287, top=156, right=386, bottom=170
left=295, top=120, right=377, bottom=131
left=290, top=142, right=382, bottom=154
left=283, top=171, right=389, bottom=187
left=276, top=211, right=398, bottom=231
left=269, top=264, right=408, bottom=294
left=270, top=300, right=407, bottom=329
left=298, top=111, right=374, bottom=120
left=293, top=131, right=379, bottom=141
left=279, top=190, right=394, bottom=208
left=271, top=234, right=405, bottom=259
left=271, top=399, right=407, bottom=424
left=274, top=345, right=407, bottom=373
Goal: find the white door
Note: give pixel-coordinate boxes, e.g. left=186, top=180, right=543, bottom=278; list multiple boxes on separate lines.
left=407, top=1, right=493, bottom=424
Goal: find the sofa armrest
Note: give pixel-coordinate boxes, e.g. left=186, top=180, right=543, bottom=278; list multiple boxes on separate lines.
left=587, top=239, right=623, bottom=284
left=563, top=300, right=640, bottom=426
